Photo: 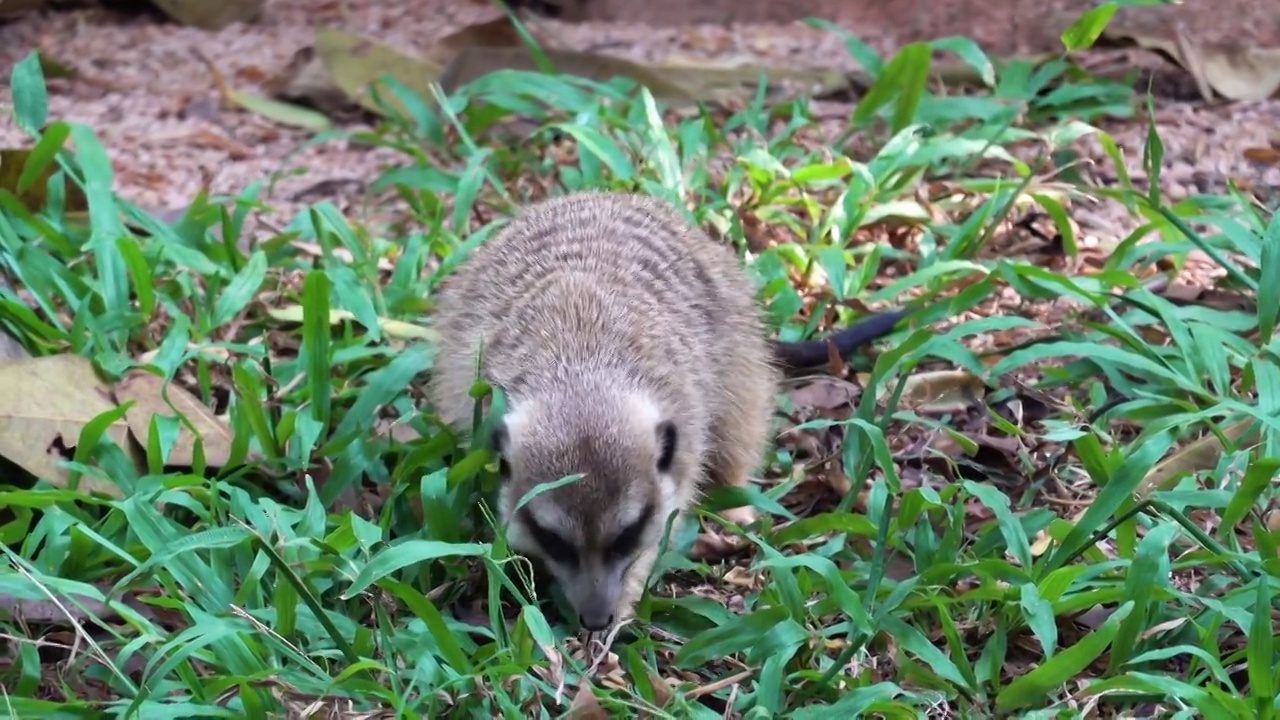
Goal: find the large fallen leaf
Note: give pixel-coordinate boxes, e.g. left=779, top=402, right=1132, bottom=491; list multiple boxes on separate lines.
left=313, top=27, right=444, bottom=116
left=1138, top=418, right=1257, bottom=495
left=150, top=0, right=264, bottom=31
left=430, top=16, right=846, bottom=106
left=266, top=46, right=360, bottom=117
left=0, top=354, right=132, bottom=496
left=1080, top=7, right=1280, bottom=101
left=881, top=369, right=988, bottom=414
left=114, top=369, right=234, bottom=467
left=281, top=16, right=1039, bottom=123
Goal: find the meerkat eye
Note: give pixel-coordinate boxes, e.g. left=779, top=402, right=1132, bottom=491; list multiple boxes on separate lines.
left=521, top=510, right=579, bottom=567
left=606, top=503, right=654, bottom=560
left=655, top=420, right=677, bottom=473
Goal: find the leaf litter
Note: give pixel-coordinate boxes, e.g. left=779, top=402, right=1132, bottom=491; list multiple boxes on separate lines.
left=0, top=0, right=1276, bottom=716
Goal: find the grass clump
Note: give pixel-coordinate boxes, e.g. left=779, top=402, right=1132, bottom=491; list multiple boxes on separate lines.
left=1, top=5, right=1278, bottom=718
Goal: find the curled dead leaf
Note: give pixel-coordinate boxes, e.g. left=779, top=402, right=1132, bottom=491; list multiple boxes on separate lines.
left=1084, top=7, right=1280, bottom=101
left=114, top=369, right=236, bottom=468
left=1029, top=529, right=1054, bottom=557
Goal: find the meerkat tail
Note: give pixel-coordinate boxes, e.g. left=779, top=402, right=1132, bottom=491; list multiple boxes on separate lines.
left=770, top=308, right=911, bottom=372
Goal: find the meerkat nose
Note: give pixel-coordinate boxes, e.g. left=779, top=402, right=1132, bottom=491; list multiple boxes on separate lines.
left=579, top=611, right=615, bottom=632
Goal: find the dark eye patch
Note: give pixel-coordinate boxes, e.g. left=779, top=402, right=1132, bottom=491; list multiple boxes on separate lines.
left=605, top=503, right=654, bottom=561
left=520, top=509, right=579, bottom=567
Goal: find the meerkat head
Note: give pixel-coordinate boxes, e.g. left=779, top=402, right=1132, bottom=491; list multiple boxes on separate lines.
left=489, top=387, right=686, bottom=632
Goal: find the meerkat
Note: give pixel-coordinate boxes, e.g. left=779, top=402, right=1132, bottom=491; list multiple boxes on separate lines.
left=426, top=191, right=907, bottom=632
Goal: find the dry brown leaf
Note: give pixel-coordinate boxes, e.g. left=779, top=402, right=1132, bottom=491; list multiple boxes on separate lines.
left=278, top=17, right=887, bottom=123
left=888, top=369, right=987, bottom=414
left=313, top=27, right=444, bottom=117
left=1076, top=604, right=1114, bottom=631
left=565, top=683, right=608, bottom=720
left=114, top=369, right=234, bottom=467
left=787, top=376, right=859, bottom=410
left=1029, top=530, right=1053, bottom=557
left=151, top=0, right=264, bottom=31
left=266, top=46, right=356, bottom=117
left=1262, top=507, right=1280, bottom=537
left=1255, top=515, right=1280, bottom=560
left=376, top=418, right=423, bottom=444
left=1090, top=9, right=1280, bottom=101
left=420, top=16, right=531, bottom=67
left=689, top=527, right=745, bottom=560
left=1244, top=147, right=1280, bottom=165
left=1138, top=418, right=1257, bottom=496
left=435, top=22, right=847, bottom=109
left=722, top=566, right=763, bottom=591
left=0, top=354, right=134, bottom=497
left=0, top=148, right=89, bottom=215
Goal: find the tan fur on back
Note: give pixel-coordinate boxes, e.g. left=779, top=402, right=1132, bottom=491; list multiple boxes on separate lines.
left=426, top=190, right=779, bottom=628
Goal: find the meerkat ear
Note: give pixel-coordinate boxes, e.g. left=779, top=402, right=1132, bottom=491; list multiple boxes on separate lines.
left=655, top=420, right=677, bottom=474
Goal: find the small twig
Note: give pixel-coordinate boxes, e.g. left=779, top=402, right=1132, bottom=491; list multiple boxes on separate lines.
left=686, top=667, right=755, bottom=700
left=585, top=617, right=630, bottom=676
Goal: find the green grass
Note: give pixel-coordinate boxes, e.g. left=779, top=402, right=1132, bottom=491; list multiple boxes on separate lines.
left=1, top=4, right=1279, bottom=718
